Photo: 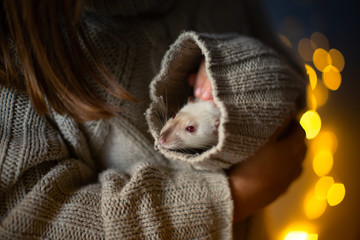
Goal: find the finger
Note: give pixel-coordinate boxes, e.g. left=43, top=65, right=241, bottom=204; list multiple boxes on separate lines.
left=194, top=75, right=204, bottom=98
left=194, top=59, right=208, bottom=99
left=187, top=73, right=197, bottom=87
left=200, top=79, right=213, bottom=100
left=199, top=59, right=213, bottom=100
left=194, top=73, right=206, bottom=98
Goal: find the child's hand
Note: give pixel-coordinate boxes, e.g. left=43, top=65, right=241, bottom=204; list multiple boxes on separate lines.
left=187, top=58, right=213, bottom=101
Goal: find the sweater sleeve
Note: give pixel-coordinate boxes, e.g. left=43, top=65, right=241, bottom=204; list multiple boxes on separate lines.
left=0, top=86, right=234, bottom=239
left=146, top=31, right=306, bottom=170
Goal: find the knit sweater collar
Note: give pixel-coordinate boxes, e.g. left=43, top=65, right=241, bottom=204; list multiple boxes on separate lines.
left=85, top=0, right=175, bottom=16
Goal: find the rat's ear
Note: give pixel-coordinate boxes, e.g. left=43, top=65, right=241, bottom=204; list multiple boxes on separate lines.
left=187, top=96, right=195, bottom=104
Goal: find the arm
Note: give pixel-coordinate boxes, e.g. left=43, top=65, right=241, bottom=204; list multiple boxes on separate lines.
left=146, top=32, right=306, bottom=170
left=189, top=46, right=307, bottom=223
left=146, top=32, right=307, bottom=225
left=0, top=87, right=233, bottom=239
left=229, top=119, right=306, bottom=222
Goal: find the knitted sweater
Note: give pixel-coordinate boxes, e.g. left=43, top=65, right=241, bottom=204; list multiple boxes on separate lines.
left=0, top=0, right=305, bottom=239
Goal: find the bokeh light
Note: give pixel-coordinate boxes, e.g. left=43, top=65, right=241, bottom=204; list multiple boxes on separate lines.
left=312, top=81, right=329, bottom=108
left=306, top=86, right=317, bottom=110
left=313, top=48, right=331, bottom=72
left=280, top=17, right=305, bottom=39
left=300, top=110, right=321, bottom=139
left=305, top=64, right=317, bottom=90
left=304, top=190, right=327, bottom=219
left=315, top=176, right=334, bottom=201
left=312, top=131, right=338, bottom=154
left=268, top=21, right=346, bottom=238
left=279, top=34, right=292, bottom=48
left=312, top=150, right=333, bottom=177
left=322, top=65, right=342, bottom=91
left=311, top=32, right=329, bottom=50
left=284, top=231, right=318, bottom=240
left=285, top=231, right=307, bottom=240
left=299, top=39, right=315, bottom=62
left=328, top=48, right=345, bottom=72
left=327, top=183, right=346, bottom=206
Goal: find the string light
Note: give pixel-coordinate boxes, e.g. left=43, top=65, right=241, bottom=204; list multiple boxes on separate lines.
left=304, top=192, right=327, bottom=219
left=315, top=176, right=334, bottom=200
left=300, top=110, right=321, bottom=139
left=306, top=86, right=317, bottom=110
left=305, top=64, right=318, bottom=90
left=299, top=39, right=315, bottom=62
left=328, top=49, right=345, bottom=72
left=313, top=48, right=331, bottom=72
left=279, top=34, right=292, bottom=48
left=284, top=232, right=318, bottom=240
left=312, top=81, right=329, bottom=108
left=312, top=150, right=333, bottom=177
left=311, top=32, right=329, bottom=50
left=311, top=131, right=338, bottom=154
left=322, top=65, right=342, bottom=91
left=327, top=183, right=346, bottom=206
left=279, top=31, right=345, bottom=240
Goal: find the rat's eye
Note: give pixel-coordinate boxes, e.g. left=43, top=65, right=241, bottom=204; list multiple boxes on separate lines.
left=172, top=114, right=176, bottom=119
left=186, top=126, right=195, bottom=132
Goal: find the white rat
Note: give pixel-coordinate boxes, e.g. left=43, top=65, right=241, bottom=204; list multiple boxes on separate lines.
left=158, top=98, right=220, bottom=150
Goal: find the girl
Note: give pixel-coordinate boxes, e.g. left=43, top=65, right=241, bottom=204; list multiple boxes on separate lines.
left=0, top=0, right=306, bottom=239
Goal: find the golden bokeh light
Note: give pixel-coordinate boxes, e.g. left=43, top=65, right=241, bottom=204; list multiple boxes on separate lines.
left=304, top=191, right=327, bottom=219
left=313, top=48, right=331, bottom=72
left=306, top=87, right=317, bottom=110
left=311, top=32, right=329, bottom=50
left=306, top=234, right=318, bottom=240
left=300, top=110, right=321, bottom=139
left=327, top=183, right=346, bottom=206
left=274, top=30, right=345, bottom=240
left=312, top=131, right=338, bottom=154
left=285, top=231, right=307, bottom=240
left=322, top=65, right=342, bottom=91
left=328, top=48, right=345, bottom=72
left=312, top=81, right=329, bottom=108
left=305, top=64, right=317, bottom=90
left=284, top=231, right=318, bottom=240
left=279, top=34, right=292, bottom=48
left=299, top=39, right=315, bottom=62
left=313, top=150, right=333, bottom=177
left=280, top=223, right=318, bottom=240
left=315, top=176, right=334, bottom=200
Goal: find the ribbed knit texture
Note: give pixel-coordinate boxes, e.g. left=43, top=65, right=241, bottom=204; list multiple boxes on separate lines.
left=0, top=87, right=233, bottom=239
left=0, top=0, right=305, bottom=239
left=146, top=32, right=305, bottom=170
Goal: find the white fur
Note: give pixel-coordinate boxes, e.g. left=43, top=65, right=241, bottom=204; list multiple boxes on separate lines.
left=160, top=100, right=220, bottom=150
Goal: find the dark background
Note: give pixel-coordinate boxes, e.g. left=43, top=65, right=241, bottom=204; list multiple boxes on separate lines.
left=262, top=0, right=360, bottom=239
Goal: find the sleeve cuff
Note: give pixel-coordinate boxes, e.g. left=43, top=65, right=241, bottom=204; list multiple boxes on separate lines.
left=100, top=163, right=234, bottom=239
left=146, top=31, right=306, bottom=170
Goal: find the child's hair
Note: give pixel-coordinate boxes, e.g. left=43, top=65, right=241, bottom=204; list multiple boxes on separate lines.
left=0, top=0, right=135, bottom=122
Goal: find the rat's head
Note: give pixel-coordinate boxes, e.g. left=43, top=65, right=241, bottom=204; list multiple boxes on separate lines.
left=158, top=112, right=199, bottom=150
left=158, top=108, right=218, bottom=150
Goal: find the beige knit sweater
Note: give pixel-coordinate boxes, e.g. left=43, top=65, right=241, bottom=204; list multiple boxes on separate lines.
left=0, top=0, right=305, bottom=239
